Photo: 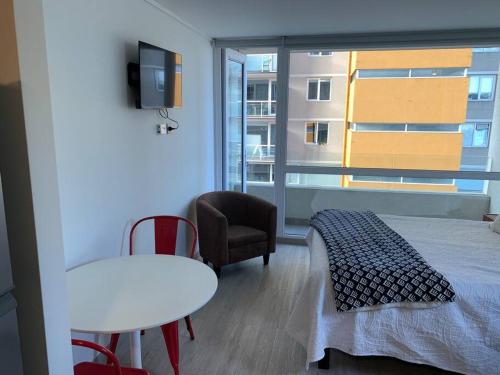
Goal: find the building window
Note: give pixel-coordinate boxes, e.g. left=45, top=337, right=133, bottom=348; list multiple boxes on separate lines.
left=247, top=80, right=268, bottom=100
left=305, top=122, right=329, bottom=144
left=468, top=75, right=496, bottom=101
left=307, top=79, right=331, bottom=101
left=308, top=51, right=333, bottom=56
left=410, top=68, right=466, bottom=77
left=351, top=123, right=460, bottom=132
left=351, top=176, right=453, bottom=185
left=406, top=124, right=460, bottom=132
left=352, top=123, right=406, bottom=131
left=358, top=69, right=410, bottom=78
left=402, top=177, right=454, bottom=185
left=247, top=123, right=275, bottom=159
left=246, top=54, right=277, bottom=72
left=473, top=47, right=500, bottom=52
left=357, top=68, right=466, bottom=78
left=247, top=80, right=276, bottom=117
left=461, top=122, right=491, bottom=147
left=351, top=175, right=401, bottom=183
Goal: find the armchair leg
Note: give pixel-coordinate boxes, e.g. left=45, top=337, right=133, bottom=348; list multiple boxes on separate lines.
left=318, top=348, right=330, bottom=369
left=213, top=266, right=221, bottom=278
left=263, top=254, right=270, bottom=266
left=184, top=315, right=195, bottom=340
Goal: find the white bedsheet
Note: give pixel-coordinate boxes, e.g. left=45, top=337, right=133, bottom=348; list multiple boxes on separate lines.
left=285, top=215, right=500, bottom=374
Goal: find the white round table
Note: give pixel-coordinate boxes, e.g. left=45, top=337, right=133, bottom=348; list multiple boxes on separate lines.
left=67, top=255, right=217, bottom=368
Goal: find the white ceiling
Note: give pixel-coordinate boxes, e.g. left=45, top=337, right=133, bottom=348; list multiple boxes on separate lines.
left=156, top=0, right=500, bottom=39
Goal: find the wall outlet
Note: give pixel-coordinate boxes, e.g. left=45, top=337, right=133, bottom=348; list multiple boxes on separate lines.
left=157, top=124, right=167, bottom=135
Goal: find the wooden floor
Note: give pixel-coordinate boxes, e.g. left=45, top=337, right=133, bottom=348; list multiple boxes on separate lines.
left=115, top=244, right=454, bottom=375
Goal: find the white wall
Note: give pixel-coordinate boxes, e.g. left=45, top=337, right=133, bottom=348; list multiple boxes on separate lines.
left=3, top=0, right=73, bottom=373
left=41, top=0, right=214, bottom=269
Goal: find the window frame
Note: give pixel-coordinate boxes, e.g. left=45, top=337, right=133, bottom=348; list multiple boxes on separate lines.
left=247, top=79, right=277, bottom=117
left=304, top=122, right=330, bottom=145
left=246, top=122, right=275, bottom=155
left=247, top=80, right=269, bottom=101
left=306, top=78, right=332, bottom=101
left=214, top=33, right=500, bottom=238
left=246, top=53, right=278, bottom=73
left=350, top=175, right=455, bottom=186
left=351, top=123, right=461, bottom=133
left=356, top=68, right=467, bottom=79
left=246, top=122, right=276, bottom=184
left=460, top=122, right=491, bottom=148
left=468, top=74, right=497, bottom=101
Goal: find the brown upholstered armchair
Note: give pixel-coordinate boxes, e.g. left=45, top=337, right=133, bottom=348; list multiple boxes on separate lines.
left=196, top=191, right=277, bottom=278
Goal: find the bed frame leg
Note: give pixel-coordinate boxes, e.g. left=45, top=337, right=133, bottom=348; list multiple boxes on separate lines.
left=318, top=348, right=330, bottom=370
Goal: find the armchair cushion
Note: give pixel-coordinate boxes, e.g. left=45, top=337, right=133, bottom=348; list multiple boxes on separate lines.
left=227, top=225, right=268, bottom=248
left=228, top=240, right=268, bottom=264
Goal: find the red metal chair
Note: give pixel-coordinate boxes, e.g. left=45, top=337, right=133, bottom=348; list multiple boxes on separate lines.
left=109, top=216, right=198, bottom=375
left=73, top=339, right=150, bottom=375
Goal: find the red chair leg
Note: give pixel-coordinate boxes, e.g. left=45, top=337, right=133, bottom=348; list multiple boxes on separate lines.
left=161, top=321, right=179, bottom=375
left=184, top=316, right=195, bottom=340
left=108, top=333, right=120, bottom=364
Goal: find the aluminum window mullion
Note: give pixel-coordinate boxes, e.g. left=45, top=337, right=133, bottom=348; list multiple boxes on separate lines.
left=268, top=79, right=272, bottom=113
left=284, top=165, right=500, bottom=181
left=213, top=47, right=223, bottom=190
left=275, top=47, right=290, bottom=237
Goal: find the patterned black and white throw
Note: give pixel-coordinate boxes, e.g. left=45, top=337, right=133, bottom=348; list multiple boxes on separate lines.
left=310, top=209, right=455, bottom=312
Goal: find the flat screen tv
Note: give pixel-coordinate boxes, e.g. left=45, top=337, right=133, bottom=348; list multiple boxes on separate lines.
left=132, top=41, right=182, bottom=109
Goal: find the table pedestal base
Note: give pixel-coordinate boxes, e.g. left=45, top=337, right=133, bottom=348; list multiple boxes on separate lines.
left=130, top=330, right=142, bottom=368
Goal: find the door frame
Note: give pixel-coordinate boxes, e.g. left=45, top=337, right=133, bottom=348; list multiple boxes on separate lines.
left=221, top=48, right=247, bottom=192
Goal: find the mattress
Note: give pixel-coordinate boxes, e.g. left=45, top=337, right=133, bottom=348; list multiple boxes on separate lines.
left=285, top=215, right=500, bottom=374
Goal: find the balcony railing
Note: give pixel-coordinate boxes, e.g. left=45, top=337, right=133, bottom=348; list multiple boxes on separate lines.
left=246, top=144, right=275, bottom=161
left=247, top=101, right=276, bottom=117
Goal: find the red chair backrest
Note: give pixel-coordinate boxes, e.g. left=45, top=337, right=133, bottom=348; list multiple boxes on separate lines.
left=72, top=339, right=122, bottom=375
left=130, top=216, right=197, bottom=258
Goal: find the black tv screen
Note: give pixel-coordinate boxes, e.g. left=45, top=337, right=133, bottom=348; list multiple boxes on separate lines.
left=138, top=41, right=182, bottom=109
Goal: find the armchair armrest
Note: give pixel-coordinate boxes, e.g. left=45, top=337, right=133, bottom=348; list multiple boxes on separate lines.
left=246, top=195, right=277, bottom=252
left=196, top=199, right=229, bottom=266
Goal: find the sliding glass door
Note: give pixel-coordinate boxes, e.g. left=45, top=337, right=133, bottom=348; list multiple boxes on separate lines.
left=244, top=50, right=278, bottom=204
left=222, top=48, right=278, bottom=202
left=223, top=49, right=247, bottom=192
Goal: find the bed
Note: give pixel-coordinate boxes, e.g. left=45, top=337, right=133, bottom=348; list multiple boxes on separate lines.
left=285, top=214, right=500, bottom=374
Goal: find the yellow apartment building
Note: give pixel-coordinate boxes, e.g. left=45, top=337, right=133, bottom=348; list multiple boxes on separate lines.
left=342, top=48, right=472, bottom=192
